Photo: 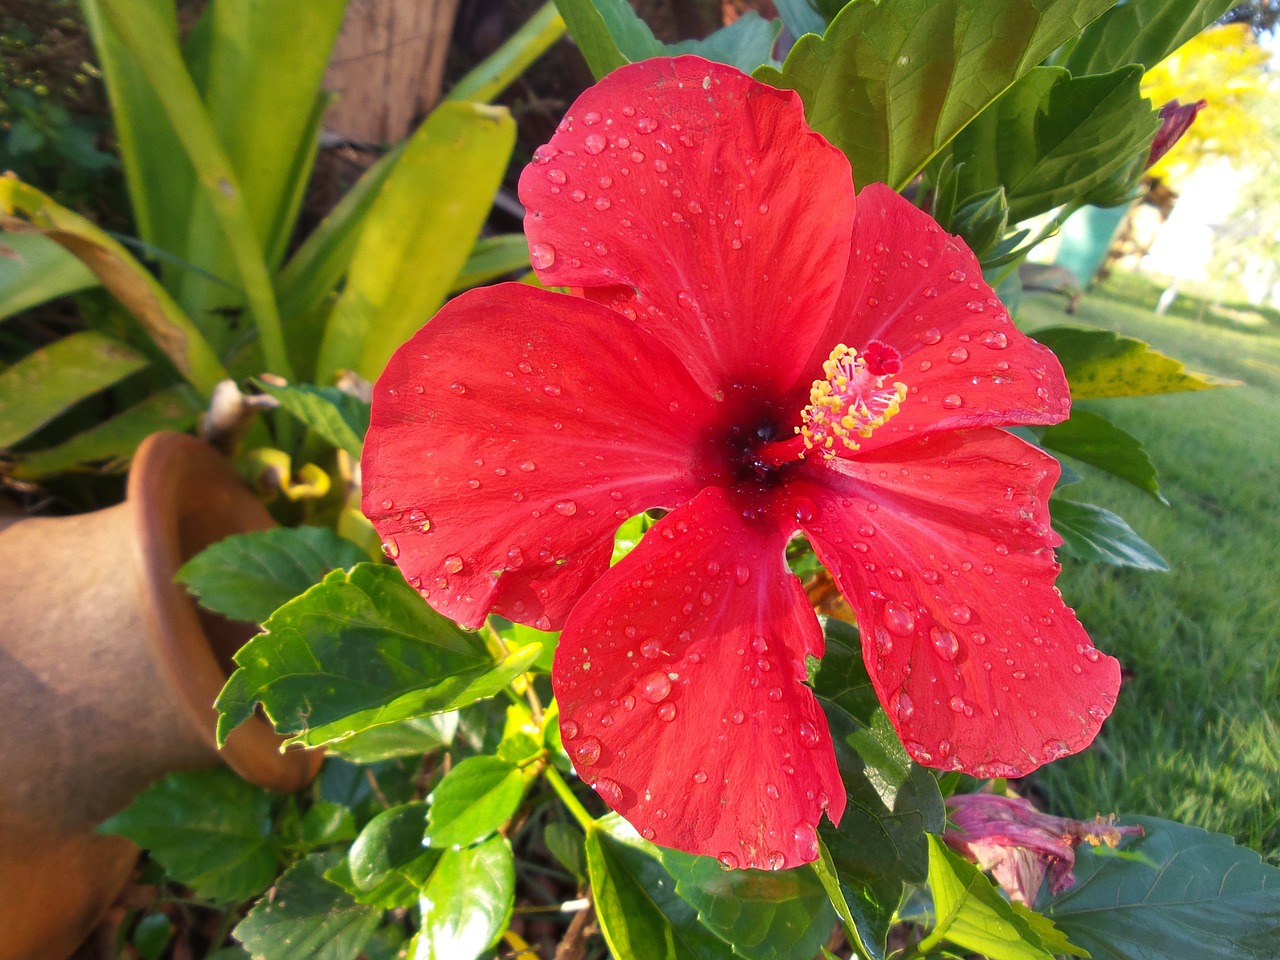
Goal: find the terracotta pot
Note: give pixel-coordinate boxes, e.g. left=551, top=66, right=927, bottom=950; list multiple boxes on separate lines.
left=0, top=432, right=322, bottom=960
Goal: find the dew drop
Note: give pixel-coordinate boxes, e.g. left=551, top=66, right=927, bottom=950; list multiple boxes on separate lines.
left=793, top=822, right=819, bottom=860
left=594, top=196, right=611, bottom=211
left=965, top=299, right=986, bottom=314
left=942, top=394, right=963, bottom=409
left=657, top=702, right=677, bottom=721
left=797, top=720, right=820, bottom=748
left=449, top=381, right=467, bottom=395
left=642, top=827, right=655, bottom=840
left=1043, top=739, right=1071, bottom=761
left=767, top=852, right=786, bottom=871
left=530, top=243, right=556, bottom=269
left=949, top=603, right=973, bottom=624
left=734, top=563, right=751, bottom=586
left=767, top=686, right=783, bottom=702
left=948, top=269, right=967, bottom=282
left=380, top=537, right=400, bottom=559
left=948, top=347, right=969, bottom=364
left=443, top=554, right=463, bottom=574
left=982, top=330, right=1009, bottom=350
left=594, top=777, right=622, bottom=806
left=640, top=671, right=672, bottom=703
left=547, top=168, right=567, bottom=184
left=718, top=851, right=740, bottom=869
left=921, top=327, right=942, bottom=345
left=930, top=626, right=959, bottom=661
left=640, top=638, right=663, bottom=658
left=693, top=771, right=708, bottom=784
left=731, top=709, right=745, bottom=724
left=574, top=737, right=602, bottom=765
left=883, top=601, right=915, bottom=636
left=583, top=132, right=607, bottom=155
left=894, top=690, right=915, bottom=719
left=554, top=499, right=578, bottom=516
left=520, top=460, right=537, bottom=472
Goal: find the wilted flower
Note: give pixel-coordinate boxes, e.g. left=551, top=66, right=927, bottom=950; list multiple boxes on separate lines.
left=1147, top=98, right=1208, bottom=168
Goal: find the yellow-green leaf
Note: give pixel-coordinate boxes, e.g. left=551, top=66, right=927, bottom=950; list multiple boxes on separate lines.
left=1033, top=325, right=1236, bottom=399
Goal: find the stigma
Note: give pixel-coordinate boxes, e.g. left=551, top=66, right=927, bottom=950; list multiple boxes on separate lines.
left=799, top=341, right=907, bottom=455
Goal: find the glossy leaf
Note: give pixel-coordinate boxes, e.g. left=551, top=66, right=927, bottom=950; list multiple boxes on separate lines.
left=1041, top=816, right=1280, bottom=960
left=425, top=756, right=525, bottom=850
left=544, top=822, right=587, bottom=884
left=326, top=714, right=458, bottom=764
left=324, top=845, right=440, bottom=910
left=450, top=234, right=532, bottom=292
left=950, top=65, right=1161, bottom=223
left=256, top=381, right=370, bottom=458
left=234, top=851, right=381, bottom=960
left=554, top=0, right=779, bottom=79
left=922, top=836, right=1082, bottom=960
left=0, top=331, right=147, bottom=449
left=98, top=768, right=279, bottom=904
left=1032, top=325, right=1235, bottom=398
left=1052, top=497, right=1169, bottom=570
left=216, top=563, right=541, bottom=747
left=413, top=836, right=516, bottom=960
left=773, top=0, right=828, bottom=41
left=0, top=179, right=227, bottom=394
left=315, top=102, right=516, bottom=383
left=177, top=526, right=369, bottom=625
left=757, top=0, right=1117, bottom=189
left=349, top=802, right=429, bottom=890
left=0, top=230, right=97, bottom=322
left=9, top=386, right=201, bottom=479
left=1039, top=408, right=1164, bottom=502
left=660, top=847, right=836, bottom=960
left=586, top=817, right=736, bottom=960
left=1063, top=0, right=1238, bottom=75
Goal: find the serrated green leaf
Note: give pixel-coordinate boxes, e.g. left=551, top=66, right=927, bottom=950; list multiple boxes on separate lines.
left=950, top=65, right=1161, bottom=224
left=1032, top=325, right=1236, bottom=399
left=757, top=0, right=1116, bottom=189
left=0, top=330, right=147, bottom=449
left=315, top=102, right=516, bottom=383
left=349, top=802, right=429, bottom=890
left=1041, top=816, right=1280, bottom=960
left=255, top=380, right=370, bottom=458
left=326, top=714, right=457, bottom=763
left=426, top=756, right=525, bottom=849
left=9, top=385, right=201, bottom=479
left=413, top=836, right=516, bottom=960
left=0, top=230, right=98, bottom=322
left=1052, top=497, right=1168, bottom=571
left=1063, top=0, right=1238, bottom=75
left=234, top=851, right=381, bottom=960
left=98, top=768, right=279, bottom=904
left=216, top=563, right=540, bottom=747
left=324, top=846, right=440, bottom=909
left=660, top=847, right=835, bottom=960
left=177, top=526, right=369, bottom=625
left=587, top=816, right=736, bottom=960
left=1039, top=409, right=1164, bottom=502
left=922, top=836, right=1080, bottom=960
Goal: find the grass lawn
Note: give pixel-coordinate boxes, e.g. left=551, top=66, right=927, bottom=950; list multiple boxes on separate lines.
left=1017, top=274, right=1280, bottom=863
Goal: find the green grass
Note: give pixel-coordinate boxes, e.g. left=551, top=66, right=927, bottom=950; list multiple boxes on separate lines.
left=1016, top=273, right=1280, bottom=863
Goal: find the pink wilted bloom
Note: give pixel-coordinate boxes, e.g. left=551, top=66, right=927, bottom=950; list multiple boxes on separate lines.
left=361, top=57, right=1121, bottom=869
left=1147, top=98, right=1207, bottom=168
left=944, top=792, right=1143, bottom=905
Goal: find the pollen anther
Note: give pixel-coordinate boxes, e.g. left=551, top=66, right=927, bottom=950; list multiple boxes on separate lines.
left=799, top=342, right=907, bottom=455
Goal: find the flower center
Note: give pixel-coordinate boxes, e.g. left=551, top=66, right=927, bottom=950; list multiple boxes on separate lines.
left=753, top=341, right=907, bottom=469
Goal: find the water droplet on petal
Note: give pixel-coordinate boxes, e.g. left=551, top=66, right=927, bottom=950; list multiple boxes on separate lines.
left=554, top=499, right=578, bottom=516
left=530, top=243, right=556, bottom=269
left=767, top=851, right=786, bottom=870
left=894, top=690, right=915, bottom=719
left=718, top=851, right=739, bottom=869
left=982, top=330, right=1009, bottom=349
left=574, top=737, right=602, bottom=765
left=792, top=822, right=819, bottom=861
left=520, top=460, right=537, bottom=472
left=443, top=554, right=463, bottom=574
left=731, top=709, right=745, bottom=724
left=583, top=132, right=607, bottom=154
left=640, top=638, right=663, bottom=658
left=797, top=721, right=820, bottom=748
left=380, top=537, right=400, bottom=559
left=942, top=394, right=963, bottom=409
left=561, top=719, right=580, bottom=740
left=948, top=347, right=970, bottom=364
left=766, top=686, right=783, bottom=702
left=734, top=563, right=751, bottom=586
left=640, top=671, right=672, bottom=703
left=1042, top=739, right=1071, bottom=761
left=949, top=604, right=972, bottom=624
left=594, top=776, right=622, bottom=805
left=449, top=381, right=467, bottom=395
left=921, top=327, right=942, bottom=345
left=657, top=702, right=677, bottom=721
left=930, top=626, right=959, bottom=661
left=884, top=601, right=915, bottom=636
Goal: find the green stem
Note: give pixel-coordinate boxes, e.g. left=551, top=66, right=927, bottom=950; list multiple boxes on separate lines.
left=446, top=2, right=565, bottom=104
left=544, top=766, right=595, bottom=832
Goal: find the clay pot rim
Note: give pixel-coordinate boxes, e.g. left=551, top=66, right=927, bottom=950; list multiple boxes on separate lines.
left=129, top=431, right=322, bottom=793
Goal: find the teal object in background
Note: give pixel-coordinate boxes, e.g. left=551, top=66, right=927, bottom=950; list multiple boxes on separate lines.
left=1055, top=204, right=1132, bottom=285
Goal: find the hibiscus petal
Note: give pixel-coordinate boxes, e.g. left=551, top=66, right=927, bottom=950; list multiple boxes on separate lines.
left=809, top=184, right=1070, bottom=450
left=519, top=56, right=855, bottom=396
left=553, top=487, right=846, bottom=868
left=790, top=428, right=1120, bottom=776
left=363, top=283, right=719, bottom=630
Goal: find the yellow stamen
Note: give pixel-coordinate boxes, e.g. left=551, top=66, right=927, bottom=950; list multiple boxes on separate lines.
left=799, top=343, right=907, bottom=455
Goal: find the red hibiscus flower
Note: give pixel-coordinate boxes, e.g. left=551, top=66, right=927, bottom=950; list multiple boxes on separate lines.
left=362, top=57, right=1121, bottom=869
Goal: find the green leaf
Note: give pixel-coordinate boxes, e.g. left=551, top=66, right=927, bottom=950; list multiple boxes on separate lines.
left=554, top=0, right=779, bottom=79
left=234, top=851, right=381, bottom=960
left=349, top=802, right=429, bottom=890
left=413, top=836, right=516, bottom=960
left=1063, top=0, right=1238, bottom=75
left=301, top=801, right=358, bottom=848
left=0, top=331, right=147, bottom=449
left=1039, top=409, right=1164, bottom=502
left=1042, top=816, right=1280, bottom=960
left=756, top=0, right=1117, bottom=189
left=0, top=178, right=227, bottom=394
left=660, top=847, right=836, bottom=960
left=426, top=756, right=526, bottom=850
left=949, top=65, right=1161, bottom=224
left=9, top=385, right=201, bottom=479
left=811, top=618, right=945, bottom=959
left=922, top=836, right=1083, bottom=960
left=1032, top=325, right=1236, bottom=399
left=325, top=714, right=458, bottom=763
left=1052, top=497, right=1169, bottom=571
left=586, top=816, right=736, bottom=960
left=98, top=768, right=279, bottom=904
left=255, top=380, right=370, bottom=458
left=177, top=526, right=369, bottom=625
left=216, top=563, right=541, bottom=747
left=450, top=234, right=532, bottom=292
left=315, top=102, right=516, bottom=383
left=0, top=230, right=98, bottom=322
left=324, top=846, right=440, bottom=910
left=544, top=822, right=587, bottom=883
left=774, top=0, right=828, bottom=40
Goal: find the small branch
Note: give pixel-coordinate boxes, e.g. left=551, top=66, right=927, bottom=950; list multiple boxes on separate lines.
left=553, top=894, right=596, bottom=960
left=544, top=767, right=594, bottom=832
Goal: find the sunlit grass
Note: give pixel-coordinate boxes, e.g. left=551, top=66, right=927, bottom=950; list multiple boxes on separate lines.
left=1017, top=274, right=1280, bottom=863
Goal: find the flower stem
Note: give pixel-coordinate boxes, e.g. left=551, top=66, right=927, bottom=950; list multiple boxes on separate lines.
left=545, top=766, right=596, bottom=832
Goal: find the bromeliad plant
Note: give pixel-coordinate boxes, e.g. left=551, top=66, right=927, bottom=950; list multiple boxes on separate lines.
left=96, top=1, right=1280, bottom=958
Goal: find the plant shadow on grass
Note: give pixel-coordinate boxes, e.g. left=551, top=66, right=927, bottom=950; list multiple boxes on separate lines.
left=1017, top=273, right=1280, bottom=863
